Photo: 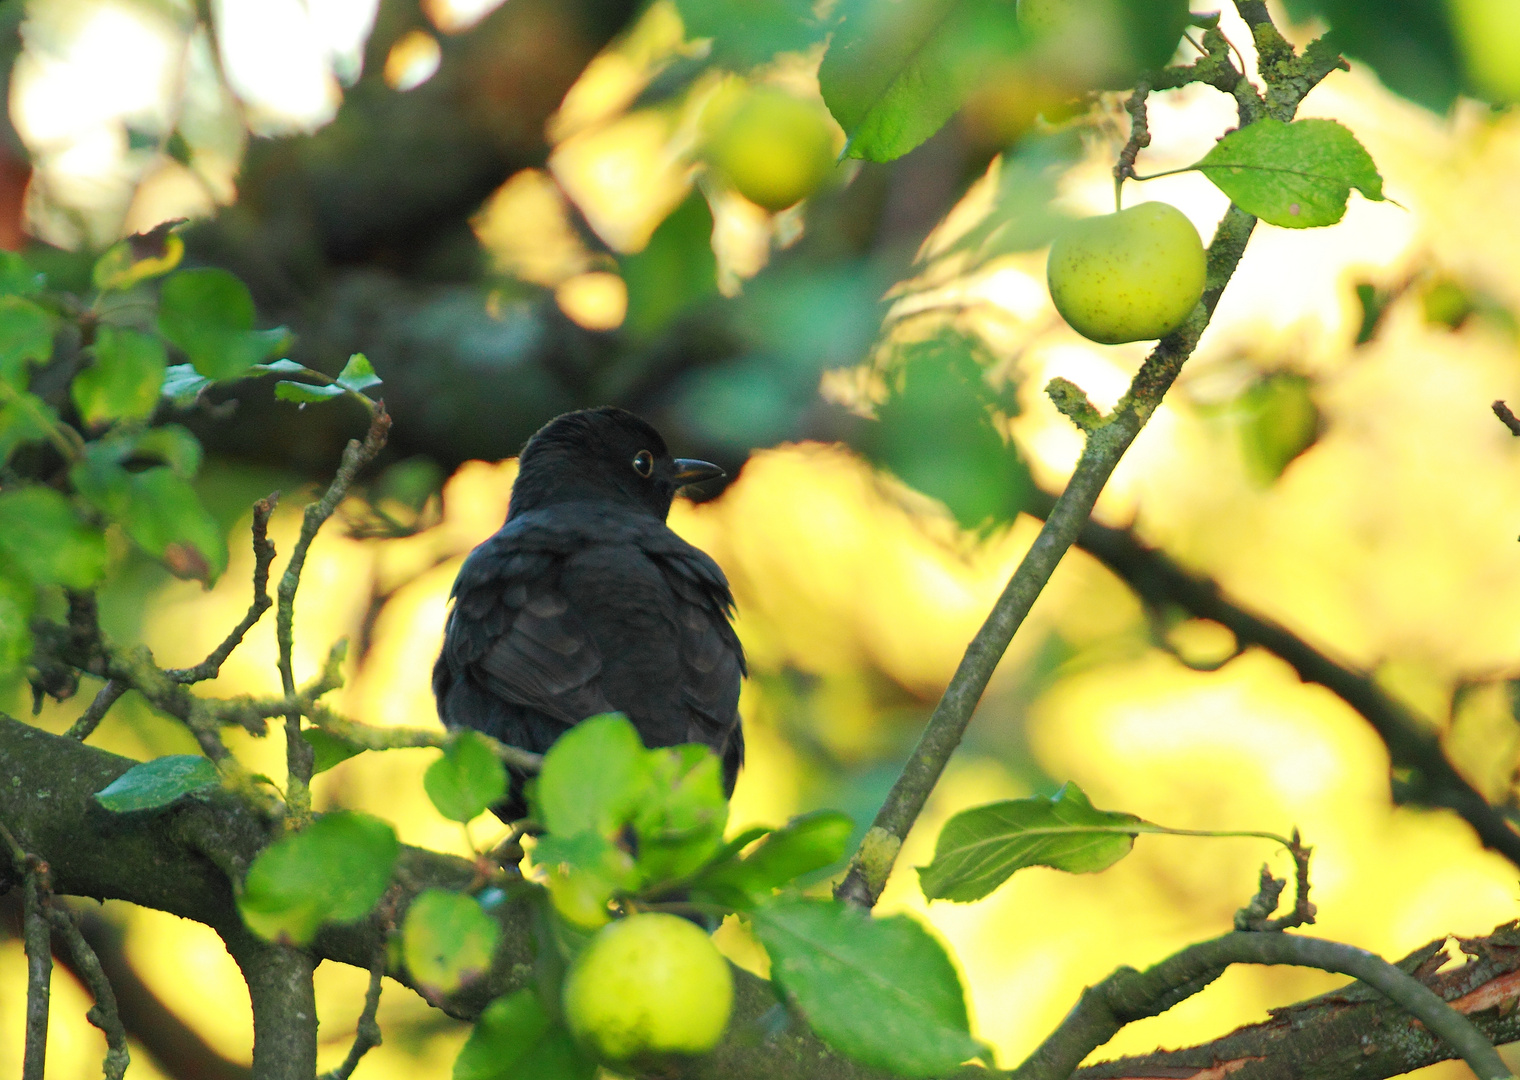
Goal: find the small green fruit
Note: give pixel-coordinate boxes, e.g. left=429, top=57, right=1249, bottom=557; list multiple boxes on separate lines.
left=563, top=912, right=733, bottom=1061
left=706, top=86, right=837, bottom=211
left=1046, top=202, right=1206, bottom=344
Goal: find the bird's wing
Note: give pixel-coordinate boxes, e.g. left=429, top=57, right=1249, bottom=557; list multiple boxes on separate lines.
left=654, top=546, right=746, bottom=767
left=440, top=542, right=611, bottom=729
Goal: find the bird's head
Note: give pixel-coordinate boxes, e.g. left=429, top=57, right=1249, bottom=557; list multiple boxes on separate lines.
left=508, top=407, right=725, bottom=521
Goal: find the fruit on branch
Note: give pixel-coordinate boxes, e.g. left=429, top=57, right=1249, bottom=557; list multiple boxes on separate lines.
left=705, top=85, right=838, bottom=211
left=1046, top=201, right=1206, bottom=344
left=563, top=912, right=734, bottom=1060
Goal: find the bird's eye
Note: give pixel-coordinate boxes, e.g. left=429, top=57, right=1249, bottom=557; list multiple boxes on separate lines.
left=631, top=450, right=654, bottom=478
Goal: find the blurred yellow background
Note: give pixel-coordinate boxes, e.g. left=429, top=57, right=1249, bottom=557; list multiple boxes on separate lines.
left=6, top=0, right=1520, bottom=1077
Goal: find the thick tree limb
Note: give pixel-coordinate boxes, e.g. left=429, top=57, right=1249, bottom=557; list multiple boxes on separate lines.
left=3, top=714, right=1517, bottom=1080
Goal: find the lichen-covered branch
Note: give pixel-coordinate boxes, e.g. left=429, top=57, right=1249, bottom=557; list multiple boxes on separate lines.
left=45, top=902, right=131, bottom=1080
left=1012, top=932, right=1515, bottom=1080
left=833, top=0, right=1351, bottom=912
left=319, top=950, right=386, bottom=1080
left=277, top=406, right=392, bottom=827
left=3, top=714, right=1519, bottom=1080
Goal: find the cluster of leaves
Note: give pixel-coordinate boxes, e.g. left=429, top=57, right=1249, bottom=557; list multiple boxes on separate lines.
left=460, top=714, right=987, bottom=1078
left=93, top=712, right=991, bottom=1078
left=0, top=229, right=381, bottom=689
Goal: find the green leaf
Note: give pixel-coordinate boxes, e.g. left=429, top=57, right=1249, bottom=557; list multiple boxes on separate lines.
left=71, top=455, right=228, bottom=583
left=916, top=782, right=1142, bottom=902
left=252, top=358, right=306, bottom=375
left=0, top=486, right=107, bottom=589
left=0, top=251, right=44, bottom=297
left=238, top=810, right=399, bottom=945
left=632, top=744, right=729, bottom=883
left=132, top=424, right=203, bottom=479
left=274, top=380, right=345, bottom=404
left=72, top=326, right=167, bottom=427
left=402, top=888, right=502, bottom=996
left=336, top=352, right=381, bottom=393
left=751, top=898, right=984, bottom=1076
left=0, top=296, right=54, bottom=387
left=819, top=0, right=1023, bottom=162
left=158, top=268, right=285, bottom=379
left=1280, top=0, right=1461, bottom=112
left=94, top=754, right=219, bottom=812
left=1194, top=118, right=1385, bottom=229
left=532, top=831, right=639, bottom=927
left=426, top=729, right=509, bottom=823
left=92, top=224, right=185, bottom=291
left=302, top=728, right=366, bottom=774
left=454, top=989, right=596, bottom=1080
left=868, top=330, right=1033, bottom=530
left=675, top=0, right=826, bottom=69
left=941, top=132, right=1076, bottom=263
left=0, top=568, right=35, bottom=674
left=1235, top=373, right=1320, bottom=485
left=0, top=394, right=60, bottom=465
left=161, top=363, right=212, bottom=405
left=620, top=193, right=717, bottom=339
left=532, top=713, right=651, bottom=837
left=695, top=811, right=853, bottom=905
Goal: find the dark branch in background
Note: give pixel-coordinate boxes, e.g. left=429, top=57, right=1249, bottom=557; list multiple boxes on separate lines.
left=278, top=406, right=392, bottom=826
left=1064, top=509, right=1520, bottom=872
left=834, top=2, right=1349, bottom=910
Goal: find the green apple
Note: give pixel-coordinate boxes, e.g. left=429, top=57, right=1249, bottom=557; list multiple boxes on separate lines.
left=562, top=912, right=733, bottom=1061
left=1046, top=201, right=1206, bottom=344
left=705, top=86, right=837, bottom=211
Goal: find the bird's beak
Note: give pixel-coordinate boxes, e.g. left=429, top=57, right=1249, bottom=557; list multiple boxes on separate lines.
left=672, top=458, right=725, bottom=486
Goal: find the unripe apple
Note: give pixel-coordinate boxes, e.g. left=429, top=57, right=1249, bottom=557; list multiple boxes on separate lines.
left=1046, top=202, right=1206, bottom=344
left=705, top=86, right=838, bottom=211
left=562, top=912, right=733, bottom=1061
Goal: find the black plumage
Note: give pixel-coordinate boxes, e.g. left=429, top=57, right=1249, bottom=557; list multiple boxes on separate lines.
left=432, top=407, right=745, bottom=820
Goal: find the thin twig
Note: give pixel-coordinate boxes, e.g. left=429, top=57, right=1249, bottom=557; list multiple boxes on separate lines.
left=1009, top=932, right=1514, bottom=1080
left=167, top=493, right=279, bottom=684
left=832, top=4, right=1361, bottom=910
left=834, top=202, right=1260, bottom=909
left=45, top=903, right=130, bottom=1080
left=277, top=406, right=391, bottom=826
left=5, top=821, right=54, bottom=1080
left=319, top=951, right=385, bottom=1080
left=64, top=679, right=127, bottom=741
left=1493, top=400, right=1520, bottom=436
left=1112, top=83, right=1151, bottom=205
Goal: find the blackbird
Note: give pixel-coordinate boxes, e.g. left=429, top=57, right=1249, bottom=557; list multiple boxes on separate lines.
left=432, top=407, right=745, bottom=821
